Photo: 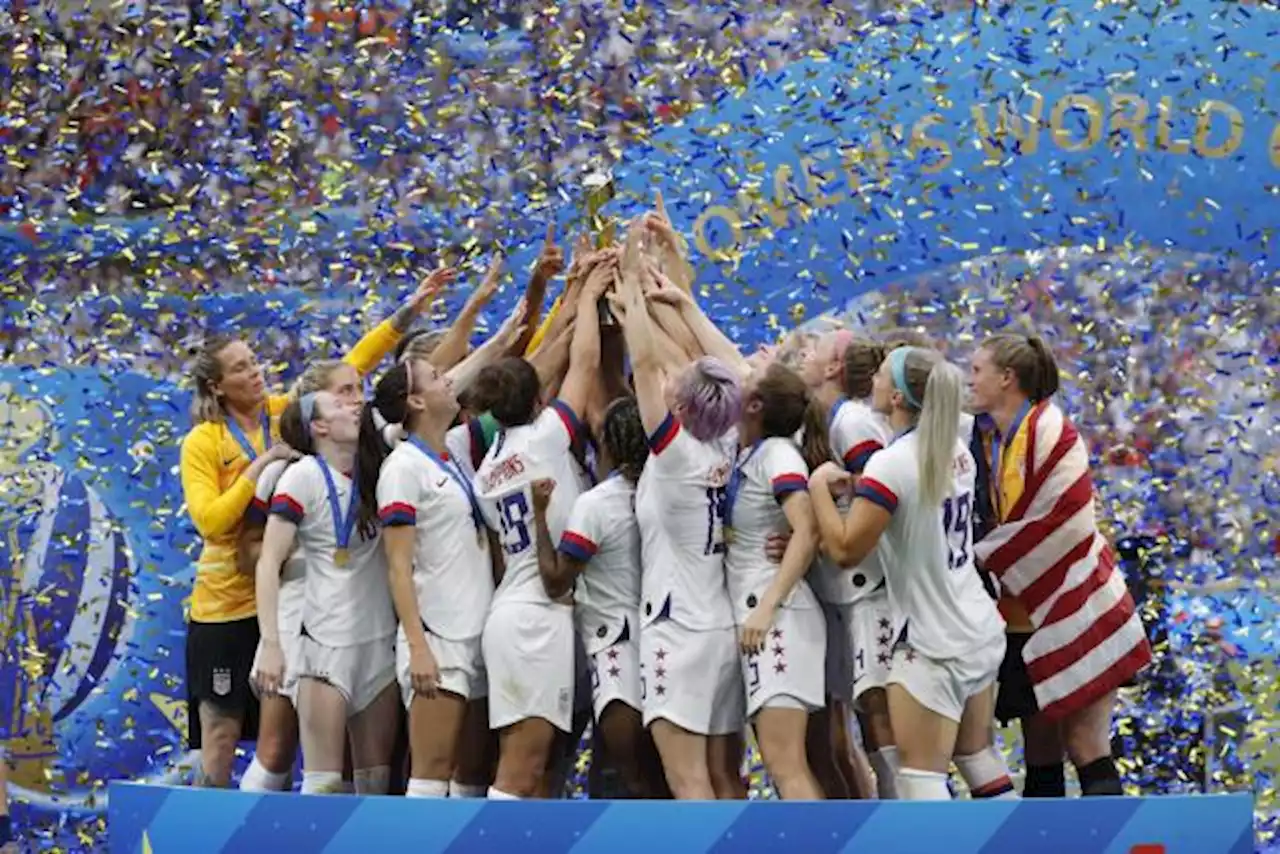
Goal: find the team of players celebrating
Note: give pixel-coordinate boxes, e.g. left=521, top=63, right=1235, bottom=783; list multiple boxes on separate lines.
left=178, top=198, right=1152, bottom=802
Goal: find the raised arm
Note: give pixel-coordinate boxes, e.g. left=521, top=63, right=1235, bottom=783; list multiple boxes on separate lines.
left=446, top=297, right=528, bottom=392
left=647, top=269, right=749, bottom=377
left=428, top=255, right=503, bottom=371
left=345, top=267, right=454, bottom=376
left=614, top=224, right=668, bottom=436
left=512, top=225, right=565, bottom=355
left=557, top=261, right=612, bottom=420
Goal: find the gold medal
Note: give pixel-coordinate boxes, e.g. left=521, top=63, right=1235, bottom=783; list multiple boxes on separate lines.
left=723, top=527, right=735, bottom=547
left=334, top=547, right=349, bottom=567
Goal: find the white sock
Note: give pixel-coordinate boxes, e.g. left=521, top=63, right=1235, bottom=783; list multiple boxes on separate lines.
left=406, top=778, right=450, bottom=799
left=449, top=781, right=487, bottom=798
left=301, top=771, right=345, bottom=795
left=353, top=765, right=391, bottom=795
left=487, top=786, right=521, bottom=800
left=955, top=748, right=1018, bottom=799
left=240, top=756, right=291, bottom=792
left=896, top=767, right=951, bottom=801
left=870, top=746, right=900, bottom=800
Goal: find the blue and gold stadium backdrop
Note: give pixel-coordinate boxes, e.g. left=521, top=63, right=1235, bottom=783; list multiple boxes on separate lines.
left=1, top=0, right=1278, bottom=849
left=1, top=368, right=195, bottom=813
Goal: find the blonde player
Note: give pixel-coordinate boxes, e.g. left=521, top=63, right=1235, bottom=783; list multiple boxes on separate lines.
left=800, top=330, right=897, bottom=798
left=254, top=392, right=399, bottom=795
left=611, top=224, right=745, bottom=801
left=369, top=356, right=496, bottom=799
left=809, top=347, right=1014, bottom=801
left=726, top=362, right=828, bottom=800
left=240, top=360, right=367, bottom=793
left=533, top=396, right=665, bottom=797
left=473, top=274, right=599, bottom=800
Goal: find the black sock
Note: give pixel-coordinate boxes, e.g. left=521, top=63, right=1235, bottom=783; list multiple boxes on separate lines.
left=1024, top=762, right=1066, bottom=797
left=1077, top=756, right=1124, bottom=796
left=0, top=814, right=11, bottom=846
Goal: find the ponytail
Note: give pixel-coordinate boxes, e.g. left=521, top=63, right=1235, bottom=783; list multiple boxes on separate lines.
left=355, top=364, right=411, bottom=540
left=889, top=347, right=962, bottom=507
left=799, top=398, right=833, bottom=473
left=916, top=360, right=964, bottom=507
left=1025, top=336, right=1060, bottom=401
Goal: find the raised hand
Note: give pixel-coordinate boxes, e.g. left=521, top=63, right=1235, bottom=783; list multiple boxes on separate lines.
left=468, top=253, right=504, bottom=308
left=534, top=223, right=565, bottom=281
left=411, top=266, right=457, bottom=310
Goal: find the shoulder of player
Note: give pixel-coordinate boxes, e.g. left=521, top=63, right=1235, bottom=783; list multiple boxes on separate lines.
left=756, top=436, right=806, bottom=470
left=180, top=420, right=223, bottom=454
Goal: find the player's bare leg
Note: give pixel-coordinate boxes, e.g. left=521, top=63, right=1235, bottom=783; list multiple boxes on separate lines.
left=755, top=707, right=823, bottom=799
left=348, top=684, right=400, bottom=794
left=449, top=699, right=494, bottom=797
left=858, top=689, right=898, bottom=798
left=493, top=718, right=557, bottom=799
left=195, top=703, right=243, bottom=788
left=597, top=701, right=656, bottom=797
left=807, top=706, right=851, bottom=797
left=650, top=720, right=715, bottom=799
left=885, top=683, right=956, bottom=800
left=707, top=731, right=747, bottom=799
left=296, top=678, right=350, bottom=793
left=1062, top=689, right=1123, bottom=796
left=241, top=695, right=298, bottom=791
left=405, top=689, right=467, bottom=798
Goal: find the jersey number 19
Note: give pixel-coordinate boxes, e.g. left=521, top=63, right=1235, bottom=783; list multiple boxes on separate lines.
left=942, top=492, right=972, bottom=571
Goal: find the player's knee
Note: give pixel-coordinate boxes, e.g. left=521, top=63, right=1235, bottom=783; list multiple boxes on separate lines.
left=255, top=727, right=296, bottom=774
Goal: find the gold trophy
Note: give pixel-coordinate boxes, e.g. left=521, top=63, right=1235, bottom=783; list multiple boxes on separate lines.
left=583, top=170, right=618, bottom=327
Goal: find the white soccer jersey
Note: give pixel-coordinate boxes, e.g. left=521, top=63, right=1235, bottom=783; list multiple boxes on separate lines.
left=271, top=456, right=395, bottom=647
left=855, top=431, right=1005, bottom=660
left=724, top=437, right=821, bottom=622
left=634, top=412, right=736, bottom=631
left=812, top=397, right=893, bottom=605
left=445, top=423, right=477, bottom=482
left=377, top=440, right=493, bottom=641
left=559, top=473, right=642, bottom=655
left=248, top=459, right=305, bottom=584
left=474, top=400, right=584, bottom=606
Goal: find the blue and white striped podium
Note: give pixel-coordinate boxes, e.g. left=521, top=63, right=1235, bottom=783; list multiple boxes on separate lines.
left=107, top=783, right=1255, bottom=854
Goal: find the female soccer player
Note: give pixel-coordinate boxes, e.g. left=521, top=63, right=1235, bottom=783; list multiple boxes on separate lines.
left=533, top=395, right=665, bottom=797
left=254, top=392, right=399, bottom=795
left=237, top=360, right=368, bottom=792
left=472, top=281, right=598, bottom=799
left=726, top=362, right=828, bottom=800
left=612, top=223, right=746, bottom=801
left=810, top=347, right=1013, bottom=801
left=800, top=330, right=897, bottom=799
left=370, top=355, right=496, bottom=799
left=969, top=333, right=1151, bottom=797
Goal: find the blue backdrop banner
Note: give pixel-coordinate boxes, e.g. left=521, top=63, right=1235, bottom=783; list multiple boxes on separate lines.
left=107, top=784, right=1255, bottom=854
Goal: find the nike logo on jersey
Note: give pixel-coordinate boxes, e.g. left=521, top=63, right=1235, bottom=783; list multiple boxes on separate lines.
left=436, top=477, right=450, bottom=488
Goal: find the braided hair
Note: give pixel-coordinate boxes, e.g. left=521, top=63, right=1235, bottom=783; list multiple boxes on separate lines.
left=600, top=396, right=648, bottom=483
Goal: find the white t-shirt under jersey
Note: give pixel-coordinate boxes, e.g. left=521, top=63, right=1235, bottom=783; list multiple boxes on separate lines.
left=377, top=440, right=493, bottom=640
left=249, top=459, right=305, bottom=585
left=811, top=397, right=894, bottom=605
left=634, top=412, right=736, bottom=631
left=271, top=456, right=395, bottom=646
left=559, top=473, right=642, bottom=655
left=724, top=437, right=821, bottom=623
left=474, top=401, right=583, bottom=607
left=854, top=431, right=1005, bottom=661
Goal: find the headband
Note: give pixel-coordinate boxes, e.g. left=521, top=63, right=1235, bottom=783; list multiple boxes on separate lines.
left=299, top=392, right=319, bottom=439
left=371, top=405, right=406, bottom=448
left=889, top=347, right=923, bottom=410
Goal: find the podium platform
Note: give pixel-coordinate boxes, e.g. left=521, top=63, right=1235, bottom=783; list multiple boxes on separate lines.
left=107, top=783, right=1255, bottom=854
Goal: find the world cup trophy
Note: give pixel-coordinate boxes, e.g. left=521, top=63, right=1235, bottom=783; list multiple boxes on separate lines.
left=0, top=381, right=134, bottom=805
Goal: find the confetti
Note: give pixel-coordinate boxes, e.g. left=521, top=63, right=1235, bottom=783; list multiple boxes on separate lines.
left=0, top=0, right=1277, bottom=851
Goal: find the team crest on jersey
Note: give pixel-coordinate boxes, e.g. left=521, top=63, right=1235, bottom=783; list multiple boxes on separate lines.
left=212, top=668, right=232, bottom=697
left=708, top=462, right=731, bottom=488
